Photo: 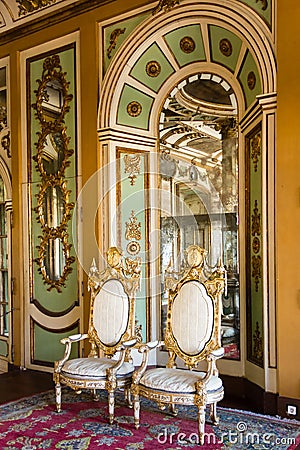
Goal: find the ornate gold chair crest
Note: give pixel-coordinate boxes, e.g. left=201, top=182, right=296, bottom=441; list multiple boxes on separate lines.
left=53, top=247, right=141, bottom=424
left=131, top=245, right=226, bottom=445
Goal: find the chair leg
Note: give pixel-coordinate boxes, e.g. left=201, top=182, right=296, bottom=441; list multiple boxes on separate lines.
left=133, top=394, right=140, bottom=429
left=125, top=386, right=133, bottom=407
left=108, top=391, right=115, bottom=424
left=55, top=382, right=62, bottom=413
left=169, top=403, right=178, bottom=416
left=197, top=405, right=206, bottom=445
left=209, top=402, right=219, bottom=425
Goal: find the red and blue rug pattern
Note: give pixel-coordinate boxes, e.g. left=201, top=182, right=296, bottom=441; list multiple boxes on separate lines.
left=0, top=389, right=299, bottom=449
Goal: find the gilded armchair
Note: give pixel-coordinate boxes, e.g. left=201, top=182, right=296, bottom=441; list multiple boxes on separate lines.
left=131, top=245, right=226, bottom=445
left=53, top=246, right=141, bottom=424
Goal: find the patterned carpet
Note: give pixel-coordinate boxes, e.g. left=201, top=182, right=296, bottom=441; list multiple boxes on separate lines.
left=0, top=388, right=299, bottom=449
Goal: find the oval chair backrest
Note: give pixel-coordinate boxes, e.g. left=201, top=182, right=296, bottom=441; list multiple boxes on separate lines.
left=92, top=279, right=129, bottom=346
left=171, top=280, right=214, bottom=355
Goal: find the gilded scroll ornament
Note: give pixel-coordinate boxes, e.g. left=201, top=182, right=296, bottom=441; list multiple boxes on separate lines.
left=251, top=132, right=261, bottom=172
left=32, top=54, right=75, bottom=292
left=107, top=28, right=126, bottom=59
left=255, top=0, right=268, bottom=11
left=1, top=131, right=10, bottom=158
left=146, top=61, right=161, bottom=77
left=152, top=0, right=180, bottom=15
left=127, top=101, right=142, bottom=118
left=251, top=200, right=261, bottom=236
left=180, top=37, right=195, bottom=54
left=124, top=154, right=141, bottom=185
left=253, top=321, right=263, bottom=362
left=219, top=39, right=232, bottom=57
left=252, top=236, right=260, bottom=254
left=125, top=211, right=142, bottom=241
left=247, top=71, right=256, bottom=90
left=251, top=255, right=261, bottom=292
left=134, top=319, right=143, bottom=343
left=17, top=0, right=57, bottom=16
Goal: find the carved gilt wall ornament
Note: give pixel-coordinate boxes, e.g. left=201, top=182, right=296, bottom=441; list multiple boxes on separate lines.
left=251, top=132, right=261, bottom=172
left=17, top=0, right=57, bottom=16
left=127, top=241, right=141, bottom=255
left=255, top=0, right=268, bottom=11
left=125, top=210, right=142, bottom=241
left=127, top=101, right=142, bottom=117
left=219, top=38, right=232, bottom=57
left=252, top=236, right=260, bottom=254
left=124, top=153, right=141, bottom=185
left=32, top=54, right=75, bottom=292
left=1, top=131, right=10, bottom=158
left=253, top=321, right=263, bottom=362
left=180, top=36, right=195, bottom=54
left=152, top=0, right=180, bottom=15
left=107, top=28, right=126, bottom=59
left=146, top=61, right=161, bottom=77
left=251, top=200, right=261, bottom=236
left=247, top=71, right=256, bottom=90
left=252, top=255, right=261, bottom=292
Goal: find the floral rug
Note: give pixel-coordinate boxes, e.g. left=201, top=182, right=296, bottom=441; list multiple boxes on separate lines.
left=0, top=388, right=299, bottom=449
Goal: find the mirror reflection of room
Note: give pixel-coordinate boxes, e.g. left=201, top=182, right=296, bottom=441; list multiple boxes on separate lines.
left=159, top=72, right=240, bottom=359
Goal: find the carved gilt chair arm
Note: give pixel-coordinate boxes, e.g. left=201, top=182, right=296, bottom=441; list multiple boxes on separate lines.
left=55, top=333, right=89, bottom=372
left=132, top=340, right=163, bottom=384
left=196, top=347, right=225, bottom=387
left=106, top=339, right=137, bottom=375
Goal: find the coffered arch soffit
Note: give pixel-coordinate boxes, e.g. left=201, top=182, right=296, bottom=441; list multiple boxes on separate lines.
left=98, top=0, right=276, bottom=134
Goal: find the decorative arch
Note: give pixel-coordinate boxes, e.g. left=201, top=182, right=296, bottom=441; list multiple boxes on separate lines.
left=98, top=0, right=276, bottom=131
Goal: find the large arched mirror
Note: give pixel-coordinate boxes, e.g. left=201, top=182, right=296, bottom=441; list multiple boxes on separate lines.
left=160, top=72, right=240, bottom=360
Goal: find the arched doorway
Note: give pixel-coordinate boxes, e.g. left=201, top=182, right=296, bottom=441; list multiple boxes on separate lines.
left=98, top=0, right=276, bottom=386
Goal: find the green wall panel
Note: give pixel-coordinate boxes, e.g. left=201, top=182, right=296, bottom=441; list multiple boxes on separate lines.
left=238, top=50, right=262, bottom=109
left=118, top=151, right=148, bottom=341
left=209, top=25, right=242, bottom=73
left=117, top=84, right=154, bottom=130
left=0, top=340, right=8, bottom=357
left=130, top=42, right=175, bottom=93
left=33, top=322, right=79, bottom=363
left=164, top=25, right=205, bottom=67
left=246, top=125, right=264, bottom=367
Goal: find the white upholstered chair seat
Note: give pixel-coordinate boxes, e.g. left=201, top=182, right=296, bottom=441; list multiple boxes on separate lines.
left=140, top=368, right=223, bottom=394
left=61, top=357, right=134, bottom=379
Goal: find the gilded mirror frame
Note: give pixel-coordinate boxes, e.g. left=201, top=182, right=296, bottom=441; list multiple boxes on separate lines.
left=32, top=54, right=75, bottom=292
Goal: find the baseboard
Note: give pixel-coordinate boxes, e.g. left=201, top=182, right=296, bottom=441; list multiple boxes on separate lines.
left=221, top=375, right=292, bottom=418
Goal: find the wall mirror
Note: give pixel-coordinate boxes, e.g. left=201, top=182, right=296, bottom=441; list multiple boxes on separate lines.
left=159, top=73, right=240, bottom=360
left=32, top=54, right=75, bottom=292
